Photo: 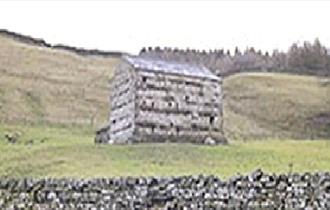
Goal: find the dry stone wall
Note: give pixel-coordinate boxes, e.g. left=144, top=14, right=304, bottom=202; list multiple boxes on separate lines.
left=1, top=170, right=330, bottom=209
left=134, top=70, right=223, bottom=143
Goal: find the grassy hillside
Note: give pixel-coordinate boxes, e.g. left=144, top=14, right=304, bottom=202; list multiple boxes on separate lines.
left=1, top=33, right=329, bottom=141
left=1, top=34, right=330, bottom=177
left=224, top=73, right=330, bottom=140
left=0, top=34, right=119, bottom=127
left=1, top=124, right=330, bottom=178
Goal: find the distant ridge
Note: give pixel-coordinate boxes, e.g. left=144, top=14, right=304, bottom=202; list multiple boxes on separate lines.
left=0, top=29, right=124, bottom=57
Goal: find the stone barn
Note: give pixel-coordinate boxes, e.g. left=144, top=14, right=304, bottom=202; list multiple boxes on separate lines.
left=95, top=55, right=225, bottom=144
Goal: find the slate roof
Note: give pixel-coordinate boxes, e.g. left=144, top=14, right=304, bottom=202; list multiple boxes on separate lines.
left=123, top=55, right=220, bottom=81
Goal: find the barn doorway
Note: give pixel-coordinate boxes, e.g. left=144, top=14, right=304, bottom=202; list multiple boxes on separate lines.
left=210, top=116, right=215, bottom=125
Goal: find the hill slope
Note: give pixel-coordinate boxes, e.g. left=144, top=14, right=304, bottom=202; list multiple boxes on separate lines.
left=1, top=32, right=329, bottom=140
left=0, top=33, right=119, bottom=127
left=223, top=73, right=330, bottom=140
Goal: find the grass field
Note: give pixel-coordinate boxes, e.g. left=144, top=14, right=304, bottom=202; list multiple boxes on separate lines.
left=1, top=32, right=330, bottom=178
left=224, top=72, right=330, bottom=140
left=1, top=33, right=329, bottom=140
left=0, top=34, right=119, bottom=127
left=1, top=124, right=330, bottom=178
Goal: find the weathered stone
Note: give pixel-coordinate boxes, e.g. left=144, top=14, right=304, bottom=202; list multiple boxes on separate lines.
left=96, top=55, right=226, bottom=145
left=4, top=131, right=21, bottom=144
left=1, top=170, right=330, bottom=209
left=204, top=136, right=216, bottom=145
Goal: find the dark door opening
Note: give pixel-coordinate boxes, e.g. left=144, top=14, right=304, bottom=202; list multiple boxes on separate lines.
left=210, top=116, right=215, bottom=125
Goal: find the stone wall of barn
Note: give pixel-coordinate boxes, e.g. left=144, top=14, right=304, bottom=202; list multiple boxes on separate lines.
left=133, top=69, right=223, bottom=143
left=107, top=62, right=136, bottom=143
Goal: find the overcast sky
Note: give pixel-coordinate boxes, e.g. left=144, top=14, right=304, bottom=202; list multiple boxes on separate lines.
left=0, top=1, right=329, bottom=54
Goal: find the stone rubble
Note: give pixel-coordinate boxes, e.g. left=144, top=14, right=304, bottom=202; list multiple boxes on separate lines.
left=1, top=170, right=330, bottom=209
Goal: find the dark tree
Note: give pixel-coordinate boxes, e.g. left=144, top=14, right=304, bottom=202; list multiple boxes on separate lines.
left=234, top=47, right=241, bottom=55
left=140, top=47, right=146, bottom=54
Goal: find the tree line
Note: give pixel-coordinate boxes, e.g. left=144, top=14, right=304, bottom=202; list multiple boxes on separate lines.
left=139, top=39, right=330, bottom=77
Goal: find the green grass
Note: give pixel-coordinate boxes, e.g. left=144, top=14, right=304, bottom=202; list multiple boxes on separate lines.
left=1, top=124, right=330, bottom=178
left=1, top=33, right=330, bottom=178
left=1, top=33, right=329, bottom=140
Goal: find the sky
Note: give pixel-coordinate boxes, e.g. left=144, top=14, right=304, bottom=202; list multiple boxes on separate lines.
left=0, top=1, right=330, bottom=54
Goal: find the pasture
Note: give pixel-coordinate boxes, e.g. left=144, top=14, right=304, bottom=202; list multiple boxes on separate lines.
left=1, top=124, right=330, bottom=178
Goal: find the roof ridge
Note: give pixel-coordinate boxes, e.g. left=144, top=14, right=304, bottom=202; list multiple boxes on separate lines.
left=125, top=55, right=203, bottom=67
left=123, top=55, right=220, bottom=81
